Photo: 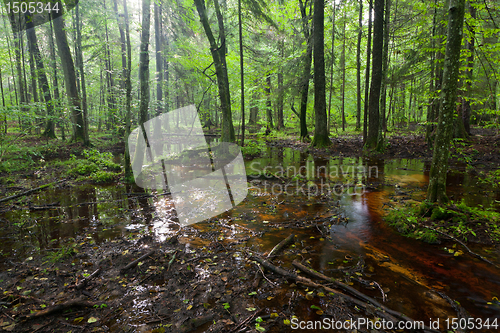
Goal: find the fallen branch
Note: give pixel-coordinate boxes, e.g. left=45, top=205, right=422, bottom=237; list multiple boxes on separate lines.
left=250, top=256, right=440, bottom=333
left=422, top=225, right=499, bottom=268
left=267, top=234, right=295, bottom=258
left=23, top=298, right=97, bottom=319
left=76, top=268, right=101, bottom=290
left=0, top=179, right=66, bottom=204
left=178, top=314, right=214, bottom=333
left=120, top=250, right=156, bottom=273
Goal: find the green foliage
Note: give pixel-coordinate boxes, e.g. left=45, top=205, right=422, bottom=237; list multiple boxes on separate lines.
left=66, top=149, right=122, bottom=183
left=386, top=199, right=500, bottom=243
left=241, top=139, right=267, bottom=157
left=45, top=243, right=77, bottom=263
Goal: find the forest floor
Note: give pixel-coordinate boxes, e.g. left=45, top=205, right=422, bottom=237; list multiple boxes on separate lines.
left=1, top=128, right=499, bottom=332
left=267, top=126, right=500, bottom=171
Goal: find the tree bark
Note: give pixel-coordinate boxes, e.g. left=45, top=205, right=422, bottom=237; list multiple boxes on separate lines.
left=298, top=0, right=311, bottom=141
left=365, top=0, right=384, bottom=150
left=380, top=0, right=391, bottom=132
left=461, top=0, right=475, bottom=136
left=153, top=1, right=164, bottom=151
left=194, top=0, right=235, bottom=142
left=25, top=15, right=56, bottom=138
left=52, top=13, right=86, bottom=143
left=311, top=0, right=330, bottom=147
left=266, top=74, right=273, bottom=129
left=363, top=0, right=373, bottom=143
left=75, top=4, right=90, bottom=145
left=239, top=0, right=246, bottom=145
left=427, top=0, right=465, bottom=203
left=123, top=0, right=133, bottom=180
left=356, top=0, right=362, bottom=130
left=48, top=19, right=62, bottom=140
left=340, top=7, right=346, bottom=132
left=132, top=0, right=152, bottom=174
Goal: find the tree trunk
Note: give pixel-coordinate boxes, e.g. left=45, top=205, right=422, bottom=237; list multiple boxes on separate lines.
left=340, top=7, right=346, bottom=132
left=327, top=3, right=336, bottom=133
left=461, top=0, right=475, bottom=136
left=25, top=15, right=56, bottom=138
left=365, top=0, right=384, bottom=150
left=194, top=0, right=235, bottom=142
left=75, top=4, right=90, bottom=144
left=8, top=14, right=28, bottom=132
left=298, top=0, right=311, bottom=141
left=103, top=0, right=116, bottom=131
left=123, top=0, right=133, bottom=180
left=48, top=19, right=62, bottom=140
left=153, top=1, right=164, bottom=150
left=356, top=0, right=362, bottom=130
left=277, top=40, right=284, bottom=131
left=380, top=0, right=391, bottom=132
left=363, top=0, right=373, bottom=143
left=427, top=0, right=465, bottom=203
left=132, top=0, right=152, bottom=173
left=266, top=74, right=273, bottom=129
left=311, top=0, right=330, bottom=147
left=239, top=0, right=246, bottom=145
left=52, top=14, right=86, bottom=143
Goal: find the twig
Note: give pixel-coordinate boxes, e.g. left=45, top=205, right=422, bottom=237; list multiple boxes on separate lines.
left=250, top=256, right=440, bottom=333
left=257, top=263, right=276, bottom=286
left=422, top=225, right=499, bottom=268
left=371, top=280, right=386, bottom=302
left=266, top=234, right=295, bottom=258
left=120, top=250, right=156, bottom=273
left=0, top=179, right=66, bottom=203
left=230, top=309, right=263, bottom=333
left=76, top=268, right=101, bottom=290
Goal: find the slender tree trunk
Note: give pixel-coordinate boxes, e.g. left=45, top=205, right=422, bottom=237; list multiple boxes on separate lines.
left=194, top=0, right=235, bottom=142
left=239, top=0, right=246, bottom=145
left=380, top=0, right=391, bottom=132
left=277, top=40, right=284, bottom=131
left=427, top=0, right=465, bottom=203
left=356, top=0, right=362, bottom=130
left=132, top=0, right=152, bottom=173
left=461, top=0, right=475, bottom=136
left=48, top=19, right=62, bottom=140
left=26, top=15, right=56, bottom=138
left=298, top=0, right=311, bottom=141
left=365, top=0, right=384, bottom=150
left=266, top=74, right=273, bottom=129
left=75, top=4, right=90, bottom=144
left=52, top=14, right=86, bottom=143
left=311, top=0, right=330, bottom=147
left=363, top=0, right=373, bottom=143
left=103, top=0, right=116, bottom=130
left=0, top=67, right=5, bottom=133
left=328, top=3, right=336, bottom=133
left=153, top=1, right=163, bottom=150
left=123, top=0, right=133, bottom=180
left=340, top=6, right=346, bottom=132
left=9, top=14, right=28, bottom=131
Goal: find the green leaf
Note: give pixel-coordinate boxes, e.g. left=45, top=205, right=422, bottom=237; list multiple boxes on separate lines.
left=248, top=291, right=257, bottom=296
left=87, top=317, right=98, bottom=323
left=310, top=305, right=321, bottom=310
left=246, top=307, right=257, bottom=311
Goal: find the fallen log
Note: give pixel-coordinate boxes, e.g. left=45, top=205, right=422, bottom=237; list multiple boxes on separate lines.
left=120, top=250, right=156, bottom=273
left=250, top=256, right=440, bottom=333
left=0, top=179, right=66, bottom=204
left=23, top=298, right=97, bottom=319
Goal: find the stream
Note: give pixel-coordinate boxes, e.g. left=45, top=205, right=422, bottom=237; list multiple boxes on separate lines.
left=1, top=146, right=500, bottom=331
